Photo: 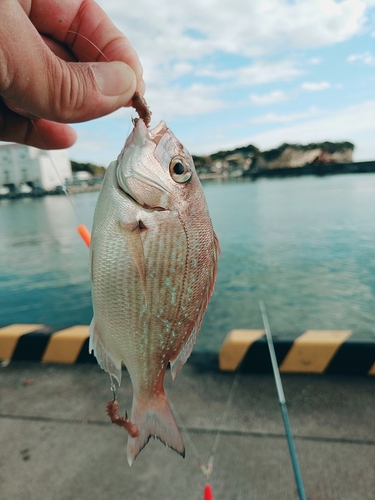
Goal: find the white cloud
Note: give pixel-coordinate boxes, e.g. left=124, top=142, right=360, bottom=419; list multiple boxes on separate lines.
left=106, top=83, right=227, bottom=123
left=188, top=100, right=375, bottom=160
left=132, top=61, right=300, bottom=125
left=252, top=107, right=322, bottom=124
left=301, top=81, right=331, bottom=91
left=244, top=101, right=375, bottom=161
left=236, top=61, right=303, bottom=86
left=68, top=125, right=127, bottom=165
left=250, top=91, right=288, bottom=106
left=347, top=51, right=375, bottom=65
left=308, top=57, right=323, bottom=65
left=97, top=0, right=369, bottom=67
left=195, top=60, right=302, bottom=86
left=171, top=62, right=195, bottom=78
left=146, top=85, right=227, bottom=120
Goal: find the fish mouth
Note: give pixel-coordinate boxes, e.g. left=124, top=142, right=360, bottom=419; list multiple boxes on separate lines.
left=116, top=180, right=139, bottom=205
left=117, top=179, right=166, bottom=212
left=116, top=118, right=172, bottom=211
left=148, top=121, right=169, bottom=146
left=115, top=169, right=166, bottom=210
left=124, top=119, right=169, bottom=149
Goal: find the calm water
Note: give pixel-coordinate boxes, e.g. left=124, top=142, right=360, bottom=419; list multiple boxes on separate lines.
left=1, top=174, right=375, bottom=352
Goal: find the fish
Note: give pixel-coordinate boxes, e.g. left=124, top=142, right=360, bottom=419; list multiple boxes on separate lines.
left=89, top=116, right=220, bottom=466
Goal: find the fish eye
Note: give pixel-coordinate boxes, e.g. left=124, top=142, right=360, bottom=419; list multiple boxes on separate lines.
left=169, top=156, right=192, bottom=183
left=173, top=162, right=185, bottom=175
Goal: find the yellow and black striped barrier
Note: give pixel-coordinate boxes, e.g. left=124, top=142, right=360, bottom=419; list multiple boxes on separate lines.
left=219, top=329, right=375, bottom=376
left=0, top=324, right=374, bottom=375
left=0, top=324, right=95, bottom=365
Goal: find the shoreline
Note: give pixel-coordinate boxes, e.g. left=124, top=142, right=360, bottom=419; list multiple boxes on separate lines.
left=1, top=160, right=375, bottom=199
left=199, top=159, right=375, bottom=180
left=245, top=159, right=375, bottom=179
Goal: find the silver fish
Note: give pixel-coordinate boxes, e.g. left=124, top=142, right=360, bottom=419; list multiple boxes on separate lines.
left=89, top=118, right=220, bottom=465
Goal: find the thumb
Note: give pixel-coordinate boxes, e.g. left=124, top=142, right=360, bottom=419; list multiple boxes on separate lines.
left=57, top=60, right=138, bottom=121
left=2, top=58, right=137, bottom=124
left=0, top=5, right=138, bottom=123
left=90, top=62, right=137, bottom=102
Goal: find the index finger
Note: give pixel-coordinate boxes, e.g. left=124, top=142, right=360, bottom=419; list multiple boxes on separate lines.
left=26, top=0, right=144, bottom=86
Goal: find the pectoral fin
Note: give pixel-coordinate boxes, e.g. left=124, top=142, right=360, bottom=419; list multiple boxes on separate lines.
left=120, top=220, right=148, bottom=302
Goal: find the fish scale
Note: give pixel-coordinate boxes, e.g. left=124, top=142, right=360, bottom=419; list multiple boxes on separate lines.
left=89, top=118, right=220, bottom=465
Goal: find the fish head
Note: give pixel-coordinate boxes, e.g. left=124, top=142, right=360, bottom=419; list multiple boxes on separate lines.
left=116, top=119, right=200, bottom=211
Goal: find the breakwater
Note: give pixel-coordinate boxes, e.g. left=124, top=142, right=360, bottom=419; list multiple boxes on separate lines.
left=246, top=160, right=375, bottom=179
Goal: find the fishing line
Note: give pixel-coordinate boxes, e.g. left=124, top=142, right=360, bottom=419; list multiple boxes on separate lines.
left=65, top=31, right=110, bottom=63
left=33, top=122, right=78, bottom=217
left=170, top=401, right=205, bottom=469
left=30, top=120, right=91, bottom=247
left=170, top=356, right=243, bottom=500
left=210, top=367, right=241, bottom=458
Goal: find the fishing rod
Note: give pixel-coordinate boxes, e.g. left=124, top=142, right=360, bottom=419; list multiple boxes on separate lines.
left=259, top=300, right=307, bottom=500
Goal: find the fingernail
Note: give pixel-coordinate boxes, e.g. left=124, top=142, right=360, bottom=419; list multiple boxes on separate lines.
left=92, top=62, right=136, bottom=97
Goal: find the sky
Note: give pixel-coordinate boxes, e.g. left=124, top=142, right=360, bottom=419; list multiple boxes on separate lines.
left=69, top=1, right=374, bottom=165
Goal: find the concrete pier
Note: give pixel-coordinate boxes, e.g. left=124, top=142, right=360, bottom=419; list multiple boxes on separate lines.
left=0, top=362, right=374, bottom=500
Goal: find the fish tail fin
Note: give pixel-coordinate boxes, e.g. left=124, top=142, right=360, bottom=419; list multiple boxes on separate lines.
left=127, top=391, right=185, bottom=466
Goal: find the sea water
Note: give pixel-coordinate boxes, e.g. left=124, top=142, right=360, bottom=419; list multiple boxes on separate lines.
left=1, top=173, right=375, bottom=352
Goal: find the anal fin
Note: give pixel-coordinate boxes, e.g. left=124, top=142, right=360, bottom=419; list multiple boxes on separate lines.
left=170, top=330, right=198, bottom=382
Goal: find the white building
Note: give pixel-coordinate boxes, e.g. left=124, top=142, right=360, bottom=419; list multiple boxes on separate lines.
left=0, top=143, right=72, bottom=193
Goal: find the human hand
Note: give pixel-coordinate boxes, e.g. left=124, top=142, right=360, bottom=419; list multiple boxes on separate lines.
left=0, top=0, right=145, bottom=149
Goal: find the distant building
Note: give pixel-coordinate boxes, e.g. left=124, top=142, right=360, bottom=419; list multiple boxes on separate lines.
left=73, top=170, right=93, bottom=184
left=0, top=143, right=72, bottom=193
